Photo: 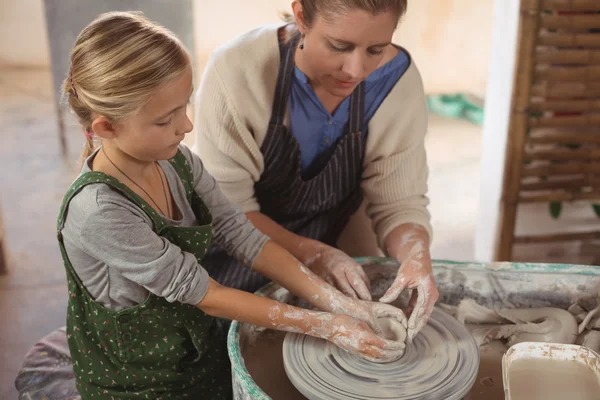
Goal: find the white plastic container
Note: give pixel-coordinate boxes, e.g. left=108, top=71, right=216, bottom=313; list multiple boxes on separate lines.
left=502, top=342, right=600, bottom=400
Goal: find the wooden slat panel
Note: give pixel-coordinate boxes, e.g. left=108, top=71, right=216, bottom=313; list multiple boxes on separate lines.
left=519, top=190, right=600, bottom=202
left=540, top=0, right=600, bottom=10
left=514, top=230, right=600, bottom=244
left=0, top=208, right=5, bottom=274
left=524, top=148, right=600, bottom=161
left=540, top=14, right=600, bottom=30
left=535, top=66, right=600, bottom=82
left=522, top=162, right=600, bottom=176
left=520, top=176, right=600, bottom=191
left=536, top=49, right=600, bottom=64
left=531, top=82, right=600, bottom=97
left=528, top=99, right=600, bottom=113
left=527, top=133, right=600, bottom=145
left=538, top=32, right=600, bottom=47
left=504, top=0, right=600, bottom=259
left=529, top=114, right=600, bottom=128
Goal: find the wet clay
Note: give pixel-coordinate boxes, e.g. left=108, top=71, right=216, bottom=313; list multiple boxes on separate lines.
left=577, top=330, right=600, bottom=354
left=375, top=317, right=407, bottom=342
left=452, top=299, right=578, bottom=346
left=282, top=308, right=479, bottom=400
left=508, top=358, right=600, bottom=400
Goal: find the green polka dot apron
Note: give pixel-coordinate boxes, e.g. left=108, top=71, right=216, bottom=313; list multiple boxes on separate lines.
left=56, top=150, right=232, bottom=399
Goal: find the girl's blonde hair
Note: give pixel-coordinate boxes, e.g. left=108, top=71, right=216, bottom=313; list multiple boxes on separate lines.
left=62, top=11, right=190, bottom=162
left=281, top=0, right=408, bottom=38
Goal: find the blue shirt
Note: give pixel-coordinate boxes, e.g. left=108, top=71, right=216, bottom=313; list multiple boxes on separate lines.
left=289, top=48, right=410, bottom=178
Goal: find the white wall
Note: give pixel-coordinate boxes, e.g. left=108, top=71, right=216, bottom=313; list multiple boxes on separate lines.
left=474, top=0, right=521, bottom=262
left=0, top=0, right=49, bottom=66
left=2, top=0, right=494, bottom=95
left=192, top=0, right=494, bottom=96
left=394, top=0, right=494, bottom=97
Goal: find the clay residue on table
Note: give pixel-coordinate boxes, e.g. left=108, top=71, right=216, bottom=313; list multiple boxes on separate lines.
left=446, top=298, right=579, bottom=346
left=242, top=331, right=508, bottom=400
left=463, top=340, right=508, bottom=400
left=241, top=329, right=307, bottom=400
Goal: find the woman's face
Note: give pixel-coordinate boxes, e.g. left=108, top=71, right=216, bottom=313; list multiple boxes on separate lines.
left=297, top=7, right=398, bottom=98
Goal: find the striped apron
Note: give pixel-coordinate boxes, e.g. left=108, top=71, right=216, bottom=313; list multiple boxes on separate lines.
left=202, top=32, right=367, bottom=294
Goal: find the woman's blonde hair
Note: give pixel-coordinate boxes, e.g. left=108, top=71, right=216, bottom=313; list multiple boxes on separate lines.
left=282, top=0, right=408, bottom=36
left=62, top=11, right=190, bottom=162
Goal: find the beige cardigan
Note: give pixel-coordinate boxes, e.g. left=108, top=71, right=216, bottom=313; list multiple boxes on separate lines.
left=193, top=23, right=432, bottom=249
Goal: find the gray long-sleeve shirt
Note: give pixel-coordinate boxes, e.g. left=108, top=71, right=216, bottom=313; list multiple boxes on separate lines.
left=61, top=144, right=269, bottom=310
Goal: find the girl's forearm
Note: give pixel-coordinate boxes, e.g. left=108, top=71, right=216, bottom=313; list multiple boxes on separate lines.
left=250, top=240, right=356, bottom=315
left=197, top=279, right=336, bottom=338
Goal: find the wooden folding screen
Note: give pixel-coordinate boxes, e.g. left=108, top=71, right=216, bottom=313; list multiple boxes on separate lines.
left=498, top=0, right=600, bottom=260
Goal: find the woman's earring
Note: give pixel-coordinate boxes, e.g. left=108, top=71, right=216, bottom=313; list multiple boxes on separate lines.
left=299, top=34, right=305, bottom=50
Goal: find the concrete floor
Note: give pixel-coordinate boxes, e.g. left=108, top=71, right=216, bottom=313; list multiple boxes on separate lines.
left=0, top=66, right=597, bottom=398
left=0, top=67, right=82, bottom=399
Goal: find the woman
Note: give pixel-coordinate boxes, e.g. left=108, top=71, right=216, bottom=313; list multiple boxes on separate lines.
left=194, top=0, right=438, bottom=340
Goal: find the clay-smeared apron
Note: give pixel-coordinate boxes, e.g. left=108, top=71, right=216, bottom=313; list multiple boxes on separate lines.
left=202, top=32, right=367, bottom=294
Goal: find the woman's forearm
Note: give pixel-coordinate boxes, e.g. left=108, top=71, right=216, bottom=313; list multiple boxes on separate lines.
left=246, top=211, right=321, bottom=264
left=247, top=211, right=373, bottom=301
left=384, top=223, right=430, bottom=262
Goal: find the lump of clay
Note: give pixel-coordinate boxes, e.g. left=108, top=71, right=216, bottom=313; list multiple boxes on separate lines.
left=376, top=317, right=407, bottom=343
left=451, top=299, right=578, bottom=346
left=371, top=317, right=407, bottom=363
left=576, top=330, right=600, bottom=354
left=577, top=304, right=600, bottom=333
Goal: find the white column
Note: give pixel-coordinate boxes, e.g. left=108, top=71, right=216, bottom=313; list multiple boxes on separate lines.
left=474, top=0, right=522, bottom=262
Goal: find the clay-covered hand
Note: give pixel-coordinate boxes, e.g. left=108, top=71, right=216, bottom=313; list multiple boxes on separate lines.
left=380, top=245, right=439, bottom=341
left=324, top=314, right=406, bottom=362
left=304, top=244, right=372, bottom=300
left=347, top=299, right=408, bottom=338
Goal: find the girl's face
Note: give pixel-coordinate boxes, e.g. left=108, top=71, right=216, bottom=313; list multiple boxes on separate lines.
left=113, top=66, right=194, bottom=161
left=298, top=8, right=398, bottom=99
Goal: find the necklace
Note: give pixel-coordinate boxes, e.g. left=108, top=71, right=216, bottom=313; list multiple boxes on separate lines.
left=102, top=147, right=171, bottom=218
left=156, top=162, right=172, bottom=218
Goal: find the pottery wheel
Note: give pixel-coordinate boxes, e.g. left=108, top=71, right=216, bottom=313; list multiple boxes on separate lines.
left=282, top=308, right=479, bottom=400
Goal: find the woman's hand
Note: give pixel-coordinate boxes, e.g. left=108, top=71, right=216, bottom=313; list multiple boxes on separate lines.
left=305, top=244, right=371, bottom=300
left=381, top=224, right=440, bottom=341
left=381, top=252, right=438, bottom=340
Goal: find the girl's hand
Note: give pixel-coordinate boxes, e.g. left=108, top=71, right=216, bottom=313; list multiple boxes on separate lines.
left=351, top=300, right=408, bottom=338
left=324, top=314, right=406, bottom=362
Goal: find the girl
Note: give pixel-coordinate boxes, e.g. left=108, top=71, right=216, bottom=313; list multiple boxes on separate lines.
left=194, top=0, right=439, bottom=341
left=58, top=11, right=406, bottom=399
